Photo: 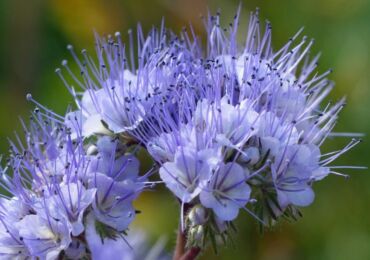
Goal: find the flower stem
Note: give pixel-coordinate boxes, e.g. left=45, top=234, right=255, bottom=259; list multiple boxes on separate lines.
left=173, top=226, right=201, bottom=260
left=173, top=203, right=201, bottom=260
left=173, top=227, right=186, bottom=260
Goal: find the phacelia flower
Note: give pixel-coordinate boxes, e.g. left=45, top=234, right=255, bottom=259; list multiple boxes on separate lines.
left=127, top=9, right=361, bottom=246
left=3, top=6, right=359, bottom=257
left=85, top=214, right=170, bottom=260
left=57, top=28, right=197, bottom=138
left=0, top=111, right=148, bottom=259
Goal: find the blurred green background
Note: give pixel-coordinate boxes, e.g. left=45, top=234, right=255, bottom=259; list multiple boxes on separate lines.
left=0, top=0, right=369, bottom=259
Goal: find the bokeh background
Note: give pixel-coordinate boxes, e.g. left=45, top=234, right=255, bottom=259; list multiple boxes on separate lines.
left=0, top=0, right=369, bottom=259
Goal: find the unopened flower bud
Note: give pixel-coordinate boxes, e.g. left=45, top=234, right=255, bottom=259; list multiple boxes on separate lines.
left=86, top=145, right=98, bottom=155
left=189, top=225, right=204, bottom=243
left=188, top=205, right=207, bottom=226
left=239, top=147, right=260, bottom=165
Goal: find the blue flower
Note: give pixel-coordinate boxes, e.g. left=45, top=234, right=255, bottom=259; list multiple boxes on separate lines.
left=159, top=147, right=215, bottom=203
left=0, top=6, right=360, bottom=255
left=44, top=181, right=96, bottom=236
left=0, top=198, right=29, bottom=259
left=90, top=173, right=141, bottom=232
left=132, top=9, right=360, bottom=231
left=58, top=29, right=197, bottom=138
left=200, top=162, right=251, bottom=221
left=0, top=111, right=147, bottom=258
left=15, top=212, right=71, bottom=259
left=85, top=214, right=170, bottom=260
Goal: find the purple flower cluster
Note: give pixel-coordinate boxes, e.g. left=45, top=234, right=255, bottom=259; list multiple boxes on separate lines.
left=0, top=7, right=360, bottom=258
left=0, top=111, right=148, bottom=258
left=131, top=10, right=359, bottom=242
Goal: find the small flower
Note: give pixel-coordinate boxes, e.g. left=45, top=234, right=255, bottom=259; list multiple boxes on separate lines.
left=200, top=162, right=251, bottom=221
left=15, top=213, right=71, bottom=259
left=188, top=205, right=207, bottom=227
left=44, top=181, right=96, bottom=236
left=0, top=221, right=28, bottom=259
left=0, top=199, right=29, bottom=259
left=159, top=147, right=214, bottom=203
left=90, top=173, right=141, bottom=232
left=85, top=213, right=170, bottom=260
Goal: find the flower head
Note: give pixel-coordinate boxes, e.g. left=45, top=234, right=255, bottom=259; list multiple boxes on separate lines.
left=1, top=6, right=360, bottom=257
left=129, top=9, right=361, bottom=244
left=0, top=111, right=148, bottom=258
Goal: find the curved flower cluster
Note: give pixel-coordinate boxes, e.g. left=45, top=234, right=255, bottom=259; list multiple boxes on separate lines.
left=131, top=10, right=359, bottom=244
left=0, top=8, right=360, bottom=258
left=0, top=112, right=148, bottom=259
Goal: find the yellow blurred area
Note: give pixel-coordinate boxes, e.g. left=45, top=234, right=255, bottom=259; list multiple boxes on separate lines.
left=48, top=0, right=125, bottom=44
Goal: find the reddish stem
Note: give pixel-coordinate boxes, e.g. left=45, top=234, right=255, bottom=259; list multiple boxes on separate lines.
left=173, top=227, right=186, bottom=260
left=173, top=226, right=201, bottom=260
left=172, top=202, right=201, bottom=260
left=179, top=247, right=201, bottom=260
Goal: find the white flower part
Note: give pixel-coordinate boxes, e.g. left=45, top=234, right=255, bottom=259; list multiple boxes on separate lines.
left=46, top=182, right=96, bottom=236
left=86, top=144, right=98, bottom=155
left=260, top=136, right=281, bottom=158
left=147, top=133, right=177, bottom=162
left=65, top=92, right=109, bottom=138
left=0, top=222, right=27, bottom=259
left=238, top=146, right=260, bottom=165
left=89, top=70, right=146, bottom=134
left=83, top=114, right=110, bottom=137
left=274, top=86, right=306, bottom=120
left=273, top=144, right=323, bottom=208
left=235, top=53, right=271, bottom=85
left=0, top=198, right=29, bottom=222
left=188, top=205, right=207, bottom=226
left=97, top=91, right=145, bottom=133
left=257, top=112, right=300, bottom=158
left=197, top=146, right=223, bottom=170
left=232, top=99, right=260, bottom=143
left=277, top=186, right=315, bottom=208
left=85, top=213, right=169, bottom=260
left=292, top=144, right=320, bottom=165
left=80, top=90, right=110, bottom=137
left=159, top=147, right=214, bottom=203
left=81, top=89, right=99, bottom=116
left=311, top=167, right=330, bottom=181
left=188, top=225, right=204, bottom=242
left=147, top=124, right=195, bottom=163
left=15, top=214, right=71, bottom=260
left=200, top=162, right=251, bottom=221
left=194, top=97, right=259, bottom=148
left=90, top=173, right=139, bottom=231
left=0, top=199, right=29, bottom=259
left=193, top=98, right=213, bottom=130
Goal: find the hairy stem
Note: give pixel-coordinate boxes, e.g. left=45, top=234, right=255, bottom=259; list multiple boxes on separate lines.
left=173, top=226, right=201, bottom=260
left=173, top=227, right=186, bottom=260
left=173, top=203, right=201, bottom=260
